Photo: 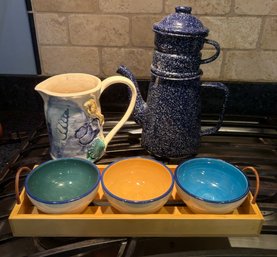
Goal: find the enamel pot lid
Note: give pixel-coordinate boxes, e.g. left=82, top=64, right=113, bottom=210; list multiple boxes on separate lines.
left=153, top=6, right=209, bottom=37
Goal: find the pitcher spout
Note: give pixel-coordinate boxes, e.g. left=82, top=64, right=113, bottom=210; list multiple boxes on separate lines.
left=35, top=82, right=50, bottom=103
left=117, top=65, right=147, bottom=126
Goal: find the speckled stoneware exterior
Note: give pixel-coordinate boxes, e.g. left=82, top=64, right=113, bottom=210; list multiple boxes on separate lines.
left=153, top=6, right=220, bottom=73
left=151, top=50, right=203, bottom=77
left=153, top=6, right=208, bottom=37
left=117, top=66, right=229, bottom=158
left=117, top=6, right=229, bottom=158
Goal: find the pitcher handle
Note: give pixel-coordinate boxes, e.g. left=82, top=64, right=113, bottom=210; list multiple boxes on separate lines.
left=242, top=166, right=260, bottom=204
left=100, top=76, right=137, bottom=146
left=200, top=82, right=229, bottom=136
left=201, top=39, right=221, bottom=64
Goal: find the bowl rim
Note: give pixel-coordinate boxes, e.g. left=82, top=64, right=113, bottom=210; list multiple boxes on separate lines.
left=101, top=157, right=174, bottom=204
left=25, top=157, right=100, bottom=205
left=175, top=157, right=250, bottom=204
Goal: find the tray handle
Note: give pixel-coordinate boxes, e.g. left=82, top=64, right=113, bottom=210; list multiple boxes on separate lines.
left=15, top=167, right=31, bottom=205
left=242, top=166, right=260, bottom=204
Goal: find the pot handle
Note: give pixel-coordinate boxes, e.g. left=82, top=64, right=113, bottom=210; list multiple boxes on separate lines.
left=200, top=82, right=229, bottom=136
left=15, top=167, right=31, bottom=205
left=201, top=39, right=221, bottom=64
left=242, top=166, right=260, bottom=204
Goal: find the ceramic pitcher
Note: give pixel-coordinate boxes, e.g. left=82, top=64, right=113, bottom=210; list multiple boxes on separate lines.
left=35, top=73, right=137, bottom=161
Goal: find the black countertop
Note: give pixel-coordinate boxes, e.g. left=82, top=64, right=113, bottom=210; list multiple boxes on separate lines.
left=0, top=75, right=277, bottom=117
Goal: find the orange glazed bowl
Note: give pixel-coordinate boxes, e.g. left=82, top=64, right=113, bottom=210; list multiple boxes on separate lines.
left=101, top=157, right=174, bottom=213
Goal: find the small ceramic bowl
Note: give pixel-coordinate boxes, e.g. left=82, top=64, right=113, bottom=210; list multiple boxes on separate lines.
left=101, top=157, right=174, bottom=213
left=175, top=158, right=259, bottom=214
left=16, top=158, right=100, bottom=214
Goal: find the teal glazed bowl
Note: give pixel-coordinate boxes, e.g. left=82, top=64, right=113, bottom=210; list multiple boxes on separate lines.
left=175, top=158, right=259, bottom=214
left=21, top=158, right=100, bottom=214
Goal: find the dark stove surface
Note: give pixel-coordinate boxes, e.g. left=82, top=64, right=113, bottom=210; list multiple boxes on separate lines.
left=0, top=112, right=276, bottom=257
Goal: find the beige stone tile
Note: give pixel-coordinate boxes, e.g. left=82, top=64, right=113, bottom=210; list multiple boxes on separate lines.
left=201, top=17, right=262, bottom=49
left=223, top=50, right=277, bottom=81
left=99, top=0, right=163, bottom=13
left=102, top=48, right=153, bottom=78
left=165, top=0, right=231, bottom=15
left=68, top=14, right=129, bottom=46
left=131, top=15, right=163, bottom=47
left=261, top=17, right=277, bottom=50
left=32, top=0, right=98, bottom=12
left=40, top=46, right=99, bottom=75
left=35, top=13, right=68, bottom=45
left=201, top=49, right=223, bottom=80
left=234, top=0, right=277, bottom=15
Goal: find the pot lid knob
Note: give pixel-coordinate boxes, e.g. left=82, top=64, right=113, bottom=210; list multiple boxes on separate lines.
left=175, top=6, right=192, bottom=14
left=153, top=6, right=209, bottom=37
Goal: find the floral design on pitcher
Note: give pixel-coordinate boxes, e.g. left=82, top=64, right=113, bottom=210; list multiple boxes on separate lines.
left=72, top=98, right=106, bottom=161
left=75, top=119, right=100, bottom=145
left=56, top=108, right=69, bottom=140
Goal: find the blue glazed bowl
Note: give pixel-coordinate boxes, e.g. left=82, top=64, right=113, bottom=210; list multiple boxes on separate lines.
left=25, top=158, right=100, bottom=213
left=175, top=158, right=250, bottom=214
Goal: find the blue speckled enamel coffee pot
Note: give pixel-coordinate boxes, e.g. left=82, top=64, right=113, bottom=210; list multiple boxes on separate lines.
left=117, top=6, right=229, bottom=159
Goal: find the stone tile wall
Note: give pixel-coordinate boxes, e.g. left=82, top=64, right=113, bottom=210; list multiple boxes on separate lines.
left=32, top=0, right=277, bottom=81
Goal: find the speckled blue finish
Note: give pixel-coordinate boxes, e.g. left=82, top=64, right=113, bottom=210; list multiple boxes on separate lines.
left=153, top=6, right=220, bottom=66
left=141, top=74, right=202, bottom=157
left=153, top=6, right=208, bottom=36
left=117, top=66, right=229, bottom=158
left=116, top=6, right=229, bottom=158
left=151, top=50, right=203, bottom=77
left=154, top=32, right=204, bottom=54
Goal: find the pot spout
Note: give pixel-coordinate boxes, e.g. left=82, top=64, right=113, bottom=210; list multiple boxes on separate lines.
left=117, top=65, right=147, bottom=126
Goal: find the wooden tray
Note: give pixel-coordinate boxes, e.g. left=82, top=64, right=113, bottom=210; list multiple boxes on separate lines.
left=9, top=165, right=264, bottom=237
